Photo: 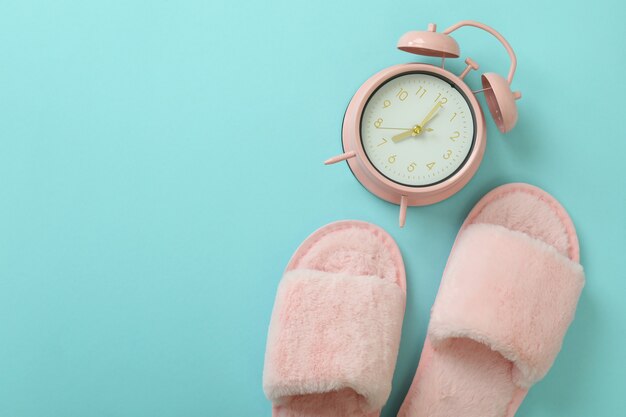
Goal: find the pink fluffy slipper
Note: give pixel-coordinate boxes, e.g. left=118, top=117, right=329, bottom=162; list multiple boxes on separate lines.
left=263, top=220, right=406, bottom=417
left=398, top=183, right=585, bottom=417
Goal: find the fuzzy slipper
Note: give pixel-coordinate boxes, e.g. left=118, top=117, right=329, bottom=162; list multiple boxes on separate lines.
left=263, top=220, right=406, bottom=417
left=398, top=183, right=585, bottom=417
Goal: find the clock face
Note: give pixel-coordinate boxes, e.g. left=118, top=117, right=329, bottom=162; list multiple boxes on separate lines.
left=360, top=72, right=476, bottom=187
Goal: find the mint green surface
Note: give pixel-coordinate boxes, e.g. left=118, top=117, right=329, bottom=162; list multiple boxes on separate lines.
left=0, top=1, right=624, bottom=416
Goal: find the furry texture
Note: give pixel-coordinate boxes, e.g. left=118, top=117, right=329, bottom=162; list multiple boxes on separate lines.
left=263, top=221, right=406, bottom=417
left=264, top=270, right=405, bottom=411
left=400, top=338, right=518, bottom=417
left=429, top=223, right=585, bottom=388
left=290, top=225, right=404, bottom=288
left=470, top=190, right=572, bottom=257
left=398, top=183, right=585, bottom=417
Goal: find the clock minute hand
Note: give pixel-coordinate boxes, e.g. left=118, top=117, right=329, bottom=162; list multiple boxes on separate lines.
left=419, top=100, right=444, bottom=129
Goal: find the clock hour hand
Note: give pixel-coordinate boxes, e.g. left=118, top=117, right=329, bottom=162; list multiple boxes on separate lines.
left=391, top=129, right=415, bottom=143
left=391, top=126, right=433, bottom=143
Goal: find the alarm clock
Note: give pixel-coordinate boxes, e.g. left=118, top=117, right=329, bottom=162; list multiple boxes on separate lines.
left=325, top=20, right=522, bottom=227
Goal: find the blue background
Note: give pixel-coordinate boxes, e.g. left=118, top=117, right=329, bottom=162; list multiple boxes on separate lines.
left=0, top=0, right=624, bottom=416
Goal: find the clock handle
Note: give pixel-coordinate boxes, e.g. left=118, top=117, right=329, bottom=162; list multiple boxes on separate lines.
left=442, top=20, right=517, bottom=83
left=443, top=20, right=521, bottom=133
left=399, top=195, right=408, bottom=228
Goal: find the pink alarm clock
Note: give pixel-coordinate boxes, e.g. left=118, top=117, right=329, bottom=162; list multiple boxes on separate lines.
left=326, top=20, right=522, bottom=227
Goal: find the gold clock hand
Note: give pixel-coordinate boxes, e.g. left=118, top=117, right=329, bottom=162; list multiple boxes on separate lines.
left=393, top=101, right=443, bottom=142
left=391, top=127, right=434, bottom=143
left=419, top=100, right=444, bottom=130
left=391, top=129, right=415, bottom=143
left=377, top=126, right=435, bottom=131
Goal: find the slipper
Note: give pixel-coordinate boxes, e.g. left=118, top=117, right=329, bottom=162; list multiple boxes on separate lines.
left=263, top=220, right=406, bottom=417
left=398, top=183, right=585, bottom=417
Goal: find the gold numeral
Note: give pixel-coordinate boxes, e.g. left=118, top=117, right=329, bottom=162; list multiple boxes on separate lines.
left=407, top=162, right=416, bottom=172
left=443, top=149, right=452, bottom=159
left=374, top=118, right=383, bottom=128
left=449, top=131, right=460, bottom=141
left=383, top=100, right=391, bottom=108
left=450, top=112, right=457, bottom=122
left=416, top=86, right=427, bottom=98
left=434, top=93, right=441, bottom=102
left=440, top=97, right=448, bottom=104
left=377, top=138, right=388, bottom=147
left=426, top=162, right=435, bottom=170
left=388, top=154, right=397, bottom=164
left=396, top=88, right=408, bottom=101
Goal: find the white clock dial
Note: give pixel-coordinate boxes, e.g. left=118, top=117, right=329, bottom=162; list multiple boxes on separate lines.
left=361, top=72, right=475, bottom=187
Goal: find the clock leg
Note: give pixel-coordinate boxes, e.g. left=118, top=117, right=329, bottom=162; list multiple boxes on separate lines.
left=399, top=195, right=408, bottom=228
left=324, top=151, right=356, bottom=165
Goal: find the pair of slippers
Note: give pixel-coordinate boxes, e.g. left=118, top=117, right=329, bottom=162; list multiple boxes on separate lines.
left=263, top=183, right=585, bottom=417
